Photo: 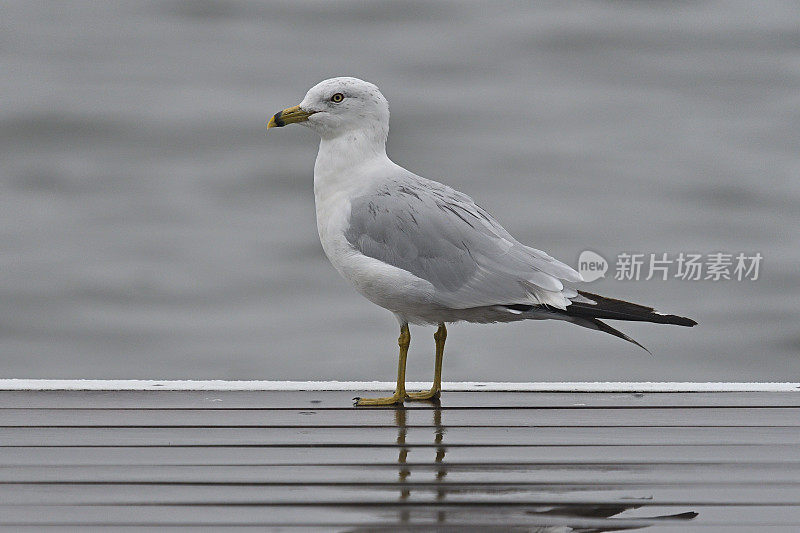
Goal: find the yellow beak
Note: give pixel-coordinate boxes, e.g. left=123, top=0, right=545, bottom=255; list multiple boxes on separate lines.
left=267, top=104, right=315, bottom=130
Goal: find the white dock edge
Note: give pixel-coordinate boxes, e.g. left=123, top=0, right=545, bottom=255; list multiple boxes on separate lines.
left=0, top=380, right=797, bottom=392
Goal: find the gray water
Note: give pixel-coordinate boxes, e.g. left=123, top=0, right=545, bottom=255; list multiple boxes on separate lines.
left=2, top=1, right=799, bottom=382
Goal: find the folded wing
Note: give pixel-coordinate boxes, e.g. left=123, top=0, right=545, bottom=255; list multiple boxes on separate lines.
left=344, top=171, right=581, bottom=310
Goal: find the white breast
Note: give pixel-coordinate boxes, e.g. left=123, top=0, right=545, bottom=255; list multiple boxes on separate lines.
left=313, top=156, right=436, bottom=320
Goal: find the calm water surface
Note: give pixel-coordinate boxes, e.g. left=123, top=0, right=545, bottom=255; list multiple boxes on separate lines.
left=1, top=1, right=798, bottom=381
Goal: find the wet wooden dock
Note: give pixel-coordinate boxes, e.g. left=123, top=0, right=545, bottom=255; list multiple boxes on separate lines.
left=1, top=382, right=799, bottom=531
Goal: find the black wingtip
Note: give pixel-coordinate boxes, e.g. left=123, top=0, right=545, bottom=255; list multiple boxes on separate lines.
left=665, top=314, right=698, bottom=327
left=590, top=318, right=652, bottom=355
left=575, top=290, right=697, bottom=327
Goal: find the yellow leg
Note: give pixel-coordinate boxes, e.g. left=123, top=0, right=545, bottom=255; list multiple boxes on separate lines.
left=354, top=324, right=409, bottom=406
left=406, top=323, right=447, bottom=401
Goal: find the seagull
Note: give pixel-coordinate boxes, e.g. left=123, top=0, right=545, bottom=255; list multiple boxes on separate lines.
left=267, top=77, right=696, bottom=406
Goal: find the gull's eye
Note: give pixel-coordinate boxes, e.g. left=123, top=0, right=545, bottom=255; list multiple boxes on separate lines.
left=330, top=93, right=344, bottom=103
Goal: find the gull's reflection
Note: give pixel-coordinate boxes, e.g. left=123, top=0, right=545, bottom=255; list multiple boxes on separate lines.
left=432, top=405, right=446, bottom=524
left=394, top=406, right=410, bottom=522
left=392, top=401, right=448, bottom=527
left=346, top=402, right=697, bottom=532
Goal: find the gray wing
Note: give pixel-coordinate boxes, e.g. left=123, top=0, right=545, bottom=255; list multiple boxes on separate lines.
left=344, top=172, right=582, bottom=309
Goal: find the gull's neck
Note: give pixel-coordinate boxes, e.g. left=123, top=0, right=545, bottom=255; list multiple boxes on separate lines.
left=314, top=128, right=391, bottom=199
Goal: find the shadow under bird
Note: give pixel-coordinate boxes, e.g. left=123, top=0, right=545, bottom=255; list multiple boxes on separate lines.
left=267, top=77, right=696, bottom=406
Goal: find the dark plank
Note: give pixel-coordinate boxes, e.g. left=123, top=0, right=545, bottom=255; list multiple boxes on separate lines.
left=3, top=444, right=799, bottom=467
left=0, top=484, right=798, bottom=506
left=2, top=462, right=799, bottom=484
left=0, top=503, right=796, bottom=527
left=2, top=426, right=798, bottom=447
left=3, top=390, right=800, bottom=409
left=1, top=406, right=797, bottom=427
